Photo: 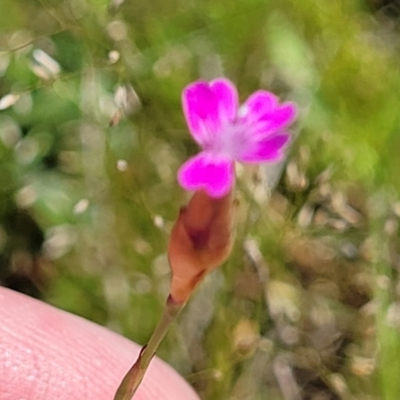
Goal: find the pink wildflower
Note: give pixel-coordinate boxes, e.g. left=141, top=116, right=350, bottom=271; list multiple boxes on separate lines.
left=178, top=78, right=297, bottom=198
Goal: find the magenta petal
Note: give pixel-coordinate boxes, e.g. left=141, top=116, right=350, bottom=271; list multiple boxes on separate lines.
left=178, top=153, right=234, bottom=198
left=182, top=81, right=219, bottom=145
left=241, top=91, right=278, bottom=122
left=238, top=133, right=290, bottom=163
left=263, top=102, right=297, bottom=131
left=182, top=79, right=238, bottom=147
left=209, top=78, right=238, bottom=124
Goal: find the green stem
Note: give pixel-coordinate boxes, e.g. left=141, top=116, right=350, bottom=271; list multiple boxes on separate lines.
left=113, top=296, right=185, bottom=400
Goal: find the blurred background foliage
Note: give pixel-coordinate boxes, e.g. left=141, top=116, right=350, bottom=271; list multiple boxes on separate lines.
left=1, top=0, right=400, bottom=399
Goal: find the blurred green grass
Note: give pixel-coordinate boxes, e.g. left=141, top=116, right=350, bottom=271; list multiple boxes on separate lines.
left=1, top=0, right=400, bottom=398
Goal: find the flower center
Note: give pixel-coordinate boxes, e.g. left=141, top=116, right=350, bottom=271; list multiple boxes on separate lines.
left=204, top=120, right=251, bottom=161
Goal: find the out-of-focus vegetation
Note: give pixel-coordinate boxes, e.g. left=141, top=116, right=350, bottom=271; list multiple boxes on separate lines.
left=1, top=0, right=400, bottom=398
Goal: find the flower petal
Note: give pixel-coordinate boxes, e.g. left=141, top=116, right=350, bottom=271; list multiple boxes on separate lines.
left=240, top=91, right=278, bottom=123
left=178, top=153, right=234, bottom=198
left=238, top=133, right=290, bottom=163
left=182, top=79, right=238, bottom=147
left=241, top=90, right=297, bottom=135
left=182, top=81, right=217, bottom=146
left=260, top=102, right=297, bottom=131
left=209, top=78, right=238, bottom=125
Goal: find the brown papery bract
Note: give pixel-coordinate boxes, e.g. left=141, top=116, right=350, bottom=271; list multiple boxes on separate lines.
left=168, top=190, right=236, bottom=304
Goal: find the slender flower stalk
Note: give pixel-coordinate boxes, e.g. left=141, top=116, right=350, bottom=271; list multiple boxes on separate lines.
left=113, top=296, right=184, bottom=400
left=113, top=189, right=235, bottom=400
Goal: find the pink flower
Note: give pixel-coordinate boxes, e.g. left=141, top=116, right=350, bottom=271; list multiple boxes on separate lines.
left=178, top=78, right=297, bottom=198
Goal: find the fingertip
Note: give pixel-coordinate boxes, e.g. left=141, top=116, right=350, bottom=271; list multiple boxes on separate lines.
left=0, top=287, right=199, bottom=400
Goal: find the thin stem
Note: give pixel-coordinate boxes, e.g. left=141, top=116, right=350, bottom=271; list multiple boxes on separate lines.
left=113, top=296, right=185, bottom=400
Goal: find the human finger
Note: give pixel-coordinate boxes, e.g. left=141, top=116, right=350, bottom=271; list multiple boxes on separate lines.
left=0, top=287, right=199, bottom=400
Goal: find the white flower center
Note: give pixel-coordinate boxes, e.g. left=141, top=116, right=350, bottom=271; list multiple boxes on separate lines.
left=204, top=120, right=251, bottom=161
